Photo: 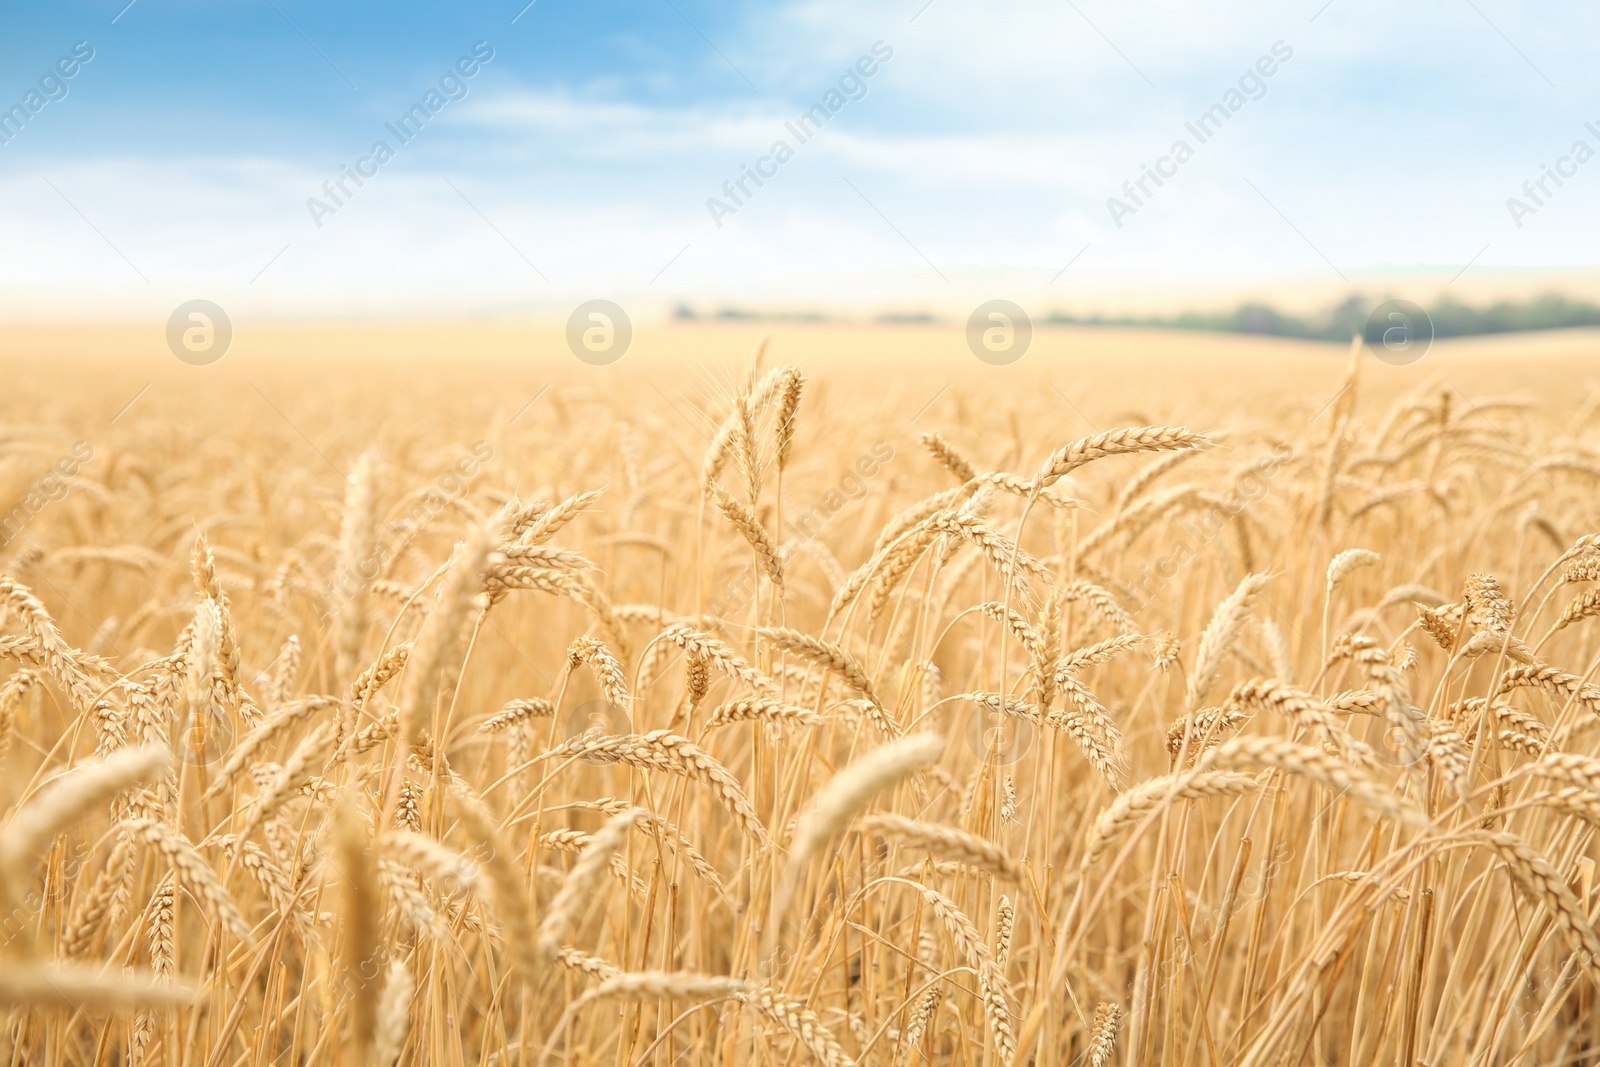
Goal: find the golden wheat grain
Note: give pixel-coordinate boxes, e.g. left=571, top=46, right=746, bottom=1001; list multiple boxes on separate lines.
left=0, top=746, right=168, bottom=890
left=705, top=696, right=819, bottom=728
left=773, top=368, right=805, bottom=474
left=396, top=524, right=493, bottom=745
left=218, top=833, right=303, bottom=927
left=549, top=730, right=768, bottom=844
left=975, top=600, right=1042, bottom=656
left=334, top=799, right=381, bottom=1062
left=0, top=667, right=38, bottom=757
left=1533, top=752, right=1600, bottom=792
left=738, top=988, right=855, bottom=1067
left=921, top=431, right=978, bottom=484
left=260, top=633, right=300, bottom=709
left=385, top=829, right=478, bottom=891
left=1497, top=663, right=1600, bottom=717
left=972, top=471, right=1082, bottom=511
left=370, top=960, right=413, bottom=1067
left=961, top=690, right=1040, bottom=724
left=0, top=962, right=194, bottom=1010
left=661, top=624, right=778, bottom=694
left=1457, top=629, right=1536, bottom=663
left=1187, top=573, right=1269, bottom=710
left=1030, top=426, right=1211, bottom=492
left=566, top=635, right=631, bottom=709
left=734, top=389, right=763, bottom=507
left=573, top=797, right=729, bottom=898
left=334, top=450, right=379, bottom=683
left=870, top=485, right=969, bottom=556
left=994, top=893, right=1014, bottom=966
left=1059, top=632, right=1145, bottom=675
left=1083, top=770, right=1260, bottom=866
left=711, top=486, right=783, bottom=586
left=1327, top=548, right=1381, bottom=588
left=1426, top=717, right=1471, bottom=799
left=1463, top=572, right=1516, bottom=633
left=183, top=600, right=219, bottom=716
left=925, top=511, right=1046, bottom=596
left=349, top=641, right=412, bottom=710
left=861, top=812, right=1020, bottom=881
left=1551, top=588, right=1600, bottom=637
left=1533, top=786, right=1600, bottom=826
left=497, top=544, right=595, bottom=572
left=123, top=818, right=252, bottom=940
left=1087, top=1002, right=1123, bottom=1067
left=756, top=627, right=880, bottom=705
left=1152, top=631, right=1180, bottom=671
left=61, top=829, right=135, bottom=957
left=1224, top=679, right=1369, bottom=764
left=481, top=697, right=555, bottom=732
left=1196, top=737, right=1427, bottom=828
left=236, top=719, right=337, bottom=837
left=1474, top=829, right=1600, bottom=987
left=537, top=807, right=641, bottom=960
left=587, top=970, right=749, bottom=1000
left=207, top=695, right=339, bottom=799
left=1564, top=558, right=1600, bottom=583
left=1075, top=483, right=1212, bottom=560
left=918, top=884, right=1015, bottom=1061
left=519, top=488, right=605, bottom=546
left=1046, top=675, right=1127, bottom=790
left=787, top=734, right=943, bottom=871
left=555, top=946, right=621, bottom=980
left=683, top=652, right=710, bottom=710
left=1165, top=705, right=1246, bottom=762
left=1329, top=633, right=1427, bottom=768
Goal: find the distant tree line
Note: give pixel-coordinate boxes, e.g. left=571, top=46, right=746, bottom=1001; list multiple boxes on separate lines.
left=672, top=293, right=1600, bottom=340
left=1044, top=293, right=1600, bottom=341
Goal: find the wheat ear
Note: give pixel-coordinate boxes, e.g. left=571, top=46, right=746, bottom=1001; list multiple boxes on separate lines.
left=1088, top=1002, right=1123, bottom=1067
left=921, top=431, right=978, bottom=483
left=712, top=485, right=783, bottom=586
left=537, top=807, right=641, bottom=959
left=123, top=818, right=252, bottom=940
left=1083, top=771, right=1260, bottom=866
left=0, top=962, right=193, bottom=1010
left=1188, top=573, right=1269, bottom=709
left=334, top=799, right=381, bottom=1063
left=0, top=746, right=168, bottom=889
left=920, top=885, right=1015, bottom=1061
left=1197, top=736, right=1427, bottom=828
left=861, top=812, right=1019, bottom=881
left=370, top=959, right=413, bottom=1067
left=549, top=731, right=768, bottom=845
left=739, top=989, right=856, bottom=1067
left=396, top=524, right=493, bottom=745
left=1030, top=426, right=1211, bottom=492
left=450, top=789, right=539, bottom=983
left=1474, top=829, right=1600, bottom=987
left=775, top=735, right=943, bottom=930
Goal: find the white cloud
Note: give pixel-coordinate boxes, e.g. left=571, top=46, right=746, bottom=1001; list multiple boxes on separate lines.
left=4, top=0, right=1600, bottom=316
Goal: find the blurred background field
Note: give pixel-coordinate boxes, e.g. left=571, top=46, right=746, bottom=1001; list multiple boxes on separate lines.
left=4, top=318, right=1599, bottom=431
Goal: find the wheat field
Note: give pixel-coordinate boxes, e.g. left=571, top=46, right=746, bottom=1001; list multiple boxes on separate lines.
left=4, top=323, right=1600, bottom=1066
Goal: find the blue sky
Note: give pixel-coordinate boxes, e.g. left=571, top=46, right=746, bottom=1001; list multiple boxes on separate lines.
left=2, top=0, right=1598, bottom=316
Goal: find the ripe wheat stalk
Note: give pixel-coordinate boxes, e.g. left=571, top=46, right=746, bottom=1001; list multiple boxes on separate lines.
left=4, top=343, right=1600, bottom=1066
